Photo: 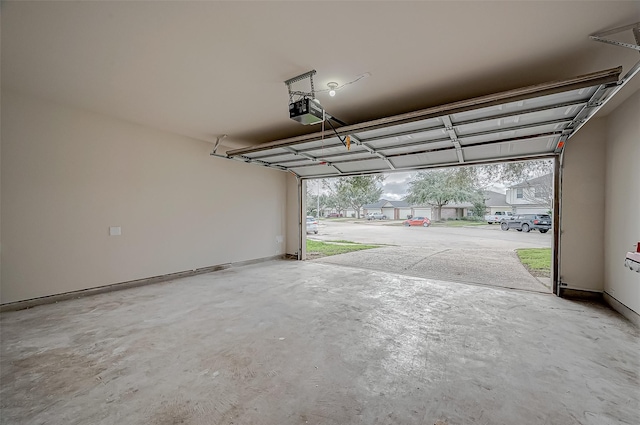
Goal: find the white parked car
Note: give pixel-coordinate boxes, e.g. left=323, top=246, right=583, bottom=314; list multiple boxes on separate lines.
left=367, top=213, right=387, bottom=220
left=306, top=216, right=318, bottom=234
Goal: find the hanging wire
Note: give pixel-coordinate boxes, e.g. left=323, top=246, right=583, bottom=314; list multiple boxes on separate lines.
left=315, top=72, right=371, bottom=95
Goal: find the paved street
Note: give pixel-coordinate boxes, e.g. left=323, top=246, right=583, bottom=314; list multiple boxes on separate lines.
left=312, top=220, right=551, bottom=250
left=310, top=220, right=552, bottom=293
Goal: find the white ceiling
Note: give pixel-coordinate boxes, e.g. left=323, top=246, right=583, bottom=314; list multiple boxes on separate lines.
left=2, top=1, right=639, bottom=151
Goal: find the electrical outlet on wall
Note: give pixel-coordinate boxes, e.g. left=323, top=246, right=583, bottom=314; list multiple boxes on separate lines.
left=109, top=226, right=121, bottom=236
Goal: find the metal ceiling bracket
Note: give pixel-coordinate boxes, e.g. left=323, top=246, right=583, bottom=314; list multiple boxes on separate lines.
left=210, top=134, right=228, bottom=155
left=442, top=116, right=464, bottom=163
left=567, top=59, right=640, bottom=141
left=284, top=70, right=317, bottom=103
left=590, top=22, right=640, bottom=52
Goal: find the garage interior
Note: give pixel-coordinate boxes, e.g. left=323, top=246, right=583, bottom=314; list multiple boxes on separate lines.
left=1, top=2, right=639, bottom=424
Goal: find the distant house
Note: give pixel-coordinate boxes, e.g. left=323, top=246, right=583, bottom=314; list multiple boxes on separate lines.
left=506, top=174, right=553, bottom=214
left=483, top=190, right=512, bottom=215
left=410, top=190, right=511, bottom=220
left=363, top=199, right=412, bottom=220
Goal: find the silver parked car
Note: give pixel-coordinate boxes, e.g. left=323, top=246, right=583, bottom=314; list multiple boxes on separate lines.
left=306, top=216, right=318, bottom=234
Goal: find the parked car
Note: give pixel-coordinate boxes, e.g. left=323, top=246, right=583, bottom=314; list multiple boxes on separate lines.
left=306, top=216, right=318, bottom=234
left=403, top=217, right=431, bottom=227
left=326, top=213, right=342, bottom=218
left=485, top=211, right=513, bottom=224
left=367, top=213, right=387, bottom=220
left=500, top=214, right=551, bottom=233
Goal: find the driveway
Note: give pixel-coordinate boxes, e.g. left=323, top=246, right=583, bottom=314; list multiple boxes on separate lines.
left=311, top=221, right=551, bottom=293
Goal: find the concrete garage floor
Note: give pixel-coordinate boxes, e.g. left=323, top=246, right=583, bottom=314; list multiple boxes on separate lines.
left=1, top=261, right=638, bottom=425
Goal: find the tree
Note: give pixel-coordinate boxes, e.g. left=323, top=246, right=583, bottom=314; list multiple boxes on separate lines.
left=322, top=179, right=351, bottom=217
left=306, top=193, right=330, bottom=217
left=473, top=160, right=554, bottom=188
left=470, top=191, right=488, bottom=218
left=404, top=169, right=479, bottom=221
left=306, top=180, right=329, bottom=217
left=333, top=175, right=385, bottom=218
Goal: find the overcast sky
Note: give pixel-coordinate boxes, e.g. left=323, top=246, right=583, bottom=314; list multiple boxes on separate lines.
left=380, top=171, right=415, bottom=201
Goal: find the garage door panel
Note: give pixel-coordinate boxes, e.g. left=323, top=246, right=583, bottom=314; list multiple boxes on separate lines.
left=255, top=153, right=305, bottom=164
left=362, top=127, right=449, bottom=146
left=381, top=140, right=453, bottom=156
left=390, top=150, right=459, bottom=168
left=316, top=151, right=376, bottom=162
left=292, top=137, right=343, bottom=153
left=356, top=117, right=444, bottom=140
left=449, top=86, right=598, bottom=123
left=226, top=68, right=621, bottom=178
left=462, top=137, right=557, bottom=161
left=335, top=158, right=389, bottom=173
left=454, top=105, right=580, bottom=136
left=459, top=123, right=568, bottom=146
left=290, top=164, right=341, bottom=177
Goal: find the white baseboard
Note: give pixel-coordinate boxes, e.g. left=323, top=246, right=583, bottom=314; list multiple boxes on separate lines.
left=0, top=255, right=284, bottom=313
left=603, top=292, right=640, bottom=327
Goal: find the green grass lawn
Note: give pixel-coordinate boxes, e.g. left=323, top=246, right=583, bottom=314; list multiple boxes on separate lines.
left=306, top=239, right=380, bottom=259
left=516, top=248, right=551, bottom=277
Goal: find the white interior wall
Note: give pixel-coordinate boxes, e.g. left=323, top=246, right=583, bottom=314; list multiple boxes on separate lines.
left=1, top=91, right=287, bottom=304
left=604, top=89, right=640, bottom=316
left=560, top=118, right=606, bottom=292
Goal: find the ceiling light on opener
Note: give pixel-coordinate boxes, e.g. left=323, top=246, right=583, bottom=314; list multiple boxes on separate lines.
left=327, top=82, right=338, bottom=97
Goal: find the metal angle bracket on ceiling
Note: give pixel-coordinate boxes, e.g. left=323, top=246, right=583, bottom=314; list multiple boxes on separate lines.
left=558, top=22, right=640, bottom=152
left=589, top=22, right=640, bottom=52
left=284, top=70, right=317, bottom=103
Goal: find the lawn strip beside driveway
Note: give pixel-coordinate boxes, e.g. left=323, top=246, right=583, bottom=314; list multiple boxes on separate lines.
left=306, top=239, right=381, bottom=260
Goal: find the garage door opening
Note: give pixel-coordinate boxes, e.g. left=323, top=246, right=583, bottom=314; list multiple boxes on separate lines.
left=226, top=68, right=626, bottom=296
left=302, top=159, right=556, bottom=294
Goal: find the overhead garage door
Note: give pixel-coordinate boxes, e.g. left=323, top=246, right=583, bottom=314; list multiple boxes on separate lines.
left=225, top=68, right=622, bottom=177
left=412, top=208, right=432, bottom=220
left=382, top=207, right=395, bottom=219
left=398, top=208, right=412, bottom=220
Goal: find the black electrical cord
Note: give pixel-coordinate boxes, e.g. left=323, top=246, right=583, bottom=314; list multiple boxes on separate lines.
left=324, top=118, right=348, bottom=147
left=328, top=115, right=348, bottom=127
